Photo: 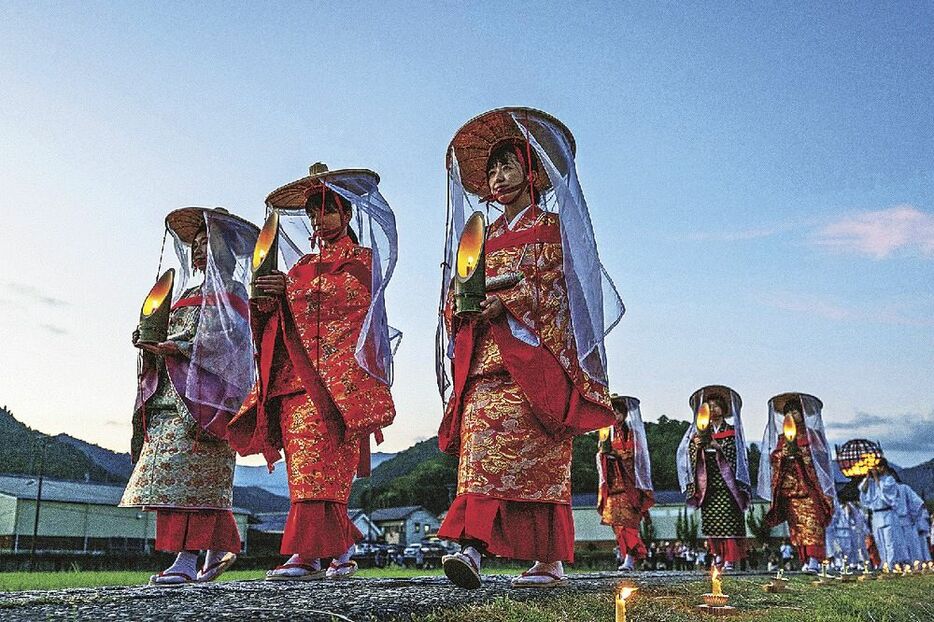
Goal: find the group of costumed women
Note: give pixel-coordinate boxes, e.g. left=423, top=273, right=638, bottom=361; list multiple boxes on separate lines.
left=118, top=107, right=929, bottom=589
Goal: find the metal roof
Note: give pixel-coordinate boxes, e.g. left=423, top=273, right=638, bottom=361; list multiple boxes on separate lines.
left=0, top=474, right=249, bottom=514
left=370, top=506, right=434, bottom=522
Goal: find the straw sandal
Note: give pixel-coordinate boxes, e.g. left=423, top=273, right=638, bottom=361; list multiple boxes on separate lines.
left=442, top=552, right=482, bottom=590
left=197, top=552, right=237, bottom=582
left=265, top=562, right=327, bottom=581
left=510, top=570, right=569, bottom=588
left=149, top=571, right=195, bottom=587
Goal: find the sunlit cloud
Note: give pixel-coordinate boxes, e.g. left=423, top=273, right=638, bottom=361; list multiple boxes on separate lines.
left=685, top=227, right=782, bottom=242
left=763, top=292, right=934, bottom=327
left=2, top=282, right=69, bottom=307
left=39, top=323, right=68, bottom=335
left=826, top=409, right=934, bottom=461
left=813, top=204, right=934, bottom=259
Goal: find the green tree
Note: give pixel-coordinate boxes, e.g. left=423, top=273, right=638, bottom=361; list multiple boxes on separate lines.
left=747, top=505, right=771, bottom=545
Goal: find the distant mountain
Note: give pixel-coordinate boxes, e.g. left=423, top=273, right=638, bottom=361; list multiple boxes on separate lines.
left=0, top=407, right=123, bottom=483
left=232, top=485, right=291, bottom=514
left=901, top=459, right=934, bottom=501
left=234, top=463, right=290, bottom=497
left=371, top=452, right=397, bottom=470
left=54, top=434, right=134, bottom=481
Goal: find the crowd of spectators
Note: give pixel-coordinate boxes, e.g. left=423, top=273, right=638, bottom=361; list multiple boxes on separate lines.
left=620, top=540, right=803, bottom=572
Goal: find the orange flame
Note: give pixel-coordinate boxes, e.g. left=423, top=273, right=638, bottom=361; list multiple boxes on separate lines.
left=696, top=402, right=711, bottom=432
left=618, top=586, right=636, bottom=601
left=783, top=414, right=797, bottom=443
left=599, top=427, right=611, bottom=443
left=710, top=566, right=723, bottom=595
left=457, top=213, right=485, bottom=278
left=253, top=211, right=279, bottom=271
left=141, top=270, right=174, bottom=316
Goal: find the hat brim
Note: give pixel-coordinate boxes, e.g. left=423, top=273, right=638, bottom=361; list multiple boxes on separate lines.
left=689, top=385, right=742, bottom=415
left=769, top=392, right=823, bottom=413
left=447, top=107, right=575, bottom=198
left=265, top=168, right=380, bottom=211
left=164, top=207, right=257, bottom=245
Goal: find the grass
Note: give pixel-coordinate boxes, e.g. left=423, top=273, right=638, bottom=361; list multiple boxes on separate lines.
left=414, top=574, right=934, bottom=622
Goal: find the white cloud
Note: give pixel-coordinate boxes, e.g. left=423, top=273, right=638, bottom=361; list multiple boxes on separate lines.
left=814, top=204, right=934, bottom=259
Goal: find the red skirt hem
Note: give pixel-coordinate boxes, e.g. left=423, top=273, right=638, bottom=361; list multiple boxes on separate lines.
left=155, top=509, right=241, bottom=553
left=437, top=494, right=574, bottom=563
left=613, top=526, right=647, bottom=559
left=797, top=544, right=826, bottom=562
left=706, top=537, right=745, bottom=564
left=281, top=501, right=362, bottom=558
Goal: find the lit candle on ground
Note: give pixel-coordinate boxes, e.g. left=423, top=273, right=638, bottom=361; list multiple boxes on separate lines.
left=615, top=587, right=636, bottom=622
left=711, top=566, right=723, bottom=595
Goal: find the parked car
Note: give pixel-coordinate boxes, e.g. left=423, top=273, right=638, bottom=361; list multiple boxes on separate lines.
left=402, top=542, right=447, bottom=569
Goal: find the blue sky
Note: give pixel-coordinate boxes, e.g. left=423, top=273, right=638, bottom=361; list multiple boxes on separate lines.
left=0, top=2, right=931, bottom=467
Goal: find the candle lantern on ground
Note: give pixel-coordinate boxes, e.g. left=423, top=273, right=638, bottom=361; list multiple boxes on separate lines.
left=812, top=560, right=832, bottom=586
left=137, top=269, right=175, bottom=343
left=454, top=211, right=487, bottom=317
left=251, top=210, right=279, bottom=297
left=699, top=566, right=735, bottom=615
left=763, top=568, right=789, bottom=593
left=615, top=586, right=636, bottom=622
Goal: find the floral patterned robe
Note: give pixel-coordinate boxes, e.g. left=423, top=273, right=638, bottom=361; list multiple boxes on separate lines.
left=438, top=207, right=614, bottom=505
left=121, top=289, right=236, bottom=510
left=597, top=423, right=654, bottom=528
left=765, top=435, right=833, bottom=555
left=229, top=236, right=395, bottom=503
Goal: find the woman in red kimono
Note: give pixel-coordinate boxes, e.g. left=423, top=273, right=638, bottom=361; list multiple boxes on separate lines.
left=597, top=395, right=655, bottom=571
left=229, top=164, right=398, bottom=581
left=436, top=108, right=623, bottom=588
left=759, top=393, right=834, bottom=573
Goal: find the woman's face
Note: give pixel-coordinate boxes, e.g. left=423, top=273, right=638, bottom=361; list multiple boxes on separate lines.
left=786, top=408, right=804, bottom=425
left=307, top=198, right=347, bottom=238
left=614, top=406, right=628, bottom=424
left=191, top=229, right=208, bottom=271
left=487, top=152, right=528, bottom=205
left=708, top=400, right=725, bottom=423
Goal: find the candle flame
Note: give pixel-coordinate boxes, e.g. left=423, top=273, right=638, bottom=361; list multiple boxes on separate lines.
left=710, top=566, right=723, bottom=595
left=141, top=270, right=174, bottom=317
left=696, top=402, right=711, bottom=432
left=617, top=587, right=636, bottom=601
left=783, top=414, right=797, bottom=442
left=456, top=213, right=485, bottom=278
left=253, top=211, right=279, bottom=270
left=599, top=427, right=611, bottom=443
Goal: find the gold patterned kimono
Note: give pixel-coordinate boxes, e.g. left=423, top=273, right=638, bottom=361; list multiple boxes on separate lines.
left=443, top=207, right=613, bottom=504
left=121, top=290, right=235, bottom=510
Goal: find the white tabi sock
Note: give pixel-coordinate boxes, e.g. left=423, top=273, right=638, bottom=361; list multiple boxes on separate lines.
left=165, top=551, right=198, bottom=578
left=527, top=560, right=564, bottom=577
left=335, top=545, right=354, bottom=565
left=462, top=546, right=482, bottom=570
left=272, top=553, right=320, bottom=576
left=204, top=549, right=231, bottom=570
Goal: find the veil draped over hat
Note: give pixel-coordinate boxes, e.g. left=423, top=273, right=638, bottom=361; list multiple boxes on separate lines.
left=140, top=209, right=259, bottom=436
left=676, top=385, right=751, bottom=497
left=436, top=108, right=624, bottom=399
left=757, top=393, right=836, bottom=501
left=614, top=397, right=653, bottom=492
left=270, top=171, right=400, bottom=385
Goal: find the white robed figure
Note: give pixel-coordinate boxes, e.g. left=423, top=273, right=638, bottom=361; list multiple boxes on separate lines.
left=825, top=500, right=869, bottom=570
left=901, top=484, right=931, bottom=563
left=859, top=462, right=912, bottom=567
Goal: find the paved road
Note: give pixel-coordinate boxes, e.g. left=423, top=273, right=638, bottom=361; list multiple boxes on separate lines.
left=0, top=571, right=772, bottom=621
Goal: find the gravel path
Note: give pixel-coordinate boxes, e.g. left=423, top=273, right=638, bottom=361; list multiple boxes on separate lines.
left=0, top=571, right=770, bottom=621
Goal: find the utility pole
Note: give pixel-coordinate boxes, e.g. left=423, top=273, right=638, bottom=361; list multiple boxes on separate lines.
left=29, top=439, right=48, bottom=571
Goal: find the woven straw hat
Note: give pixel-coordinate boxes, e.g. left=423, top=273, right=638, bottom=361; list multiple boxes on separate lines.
left=769, top=392, right=823, bottom=413
left=165, top=207, right=256, bottom=244
left=265, top=162, right=380, bottom=210
left=689, top=385, right=742, bottom=416
left=446, top=107, right=576, bottom=197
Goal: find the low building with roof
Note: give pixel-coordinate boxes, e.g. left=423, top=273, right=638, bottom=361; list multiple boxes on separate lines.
left=370, top=506, right=439, bottom=546
left=572, top=490, right=788, bottom=548
left=0, top=474, right=250, bottom=554
left=249, top=508, right=381, bottom=556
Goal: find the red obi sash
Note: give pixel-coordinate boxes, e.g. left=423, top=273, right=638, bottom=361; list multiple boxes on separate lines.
left=712, top=429, right=735, bottom=441
left=485, top=222, right=561, bottom=254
